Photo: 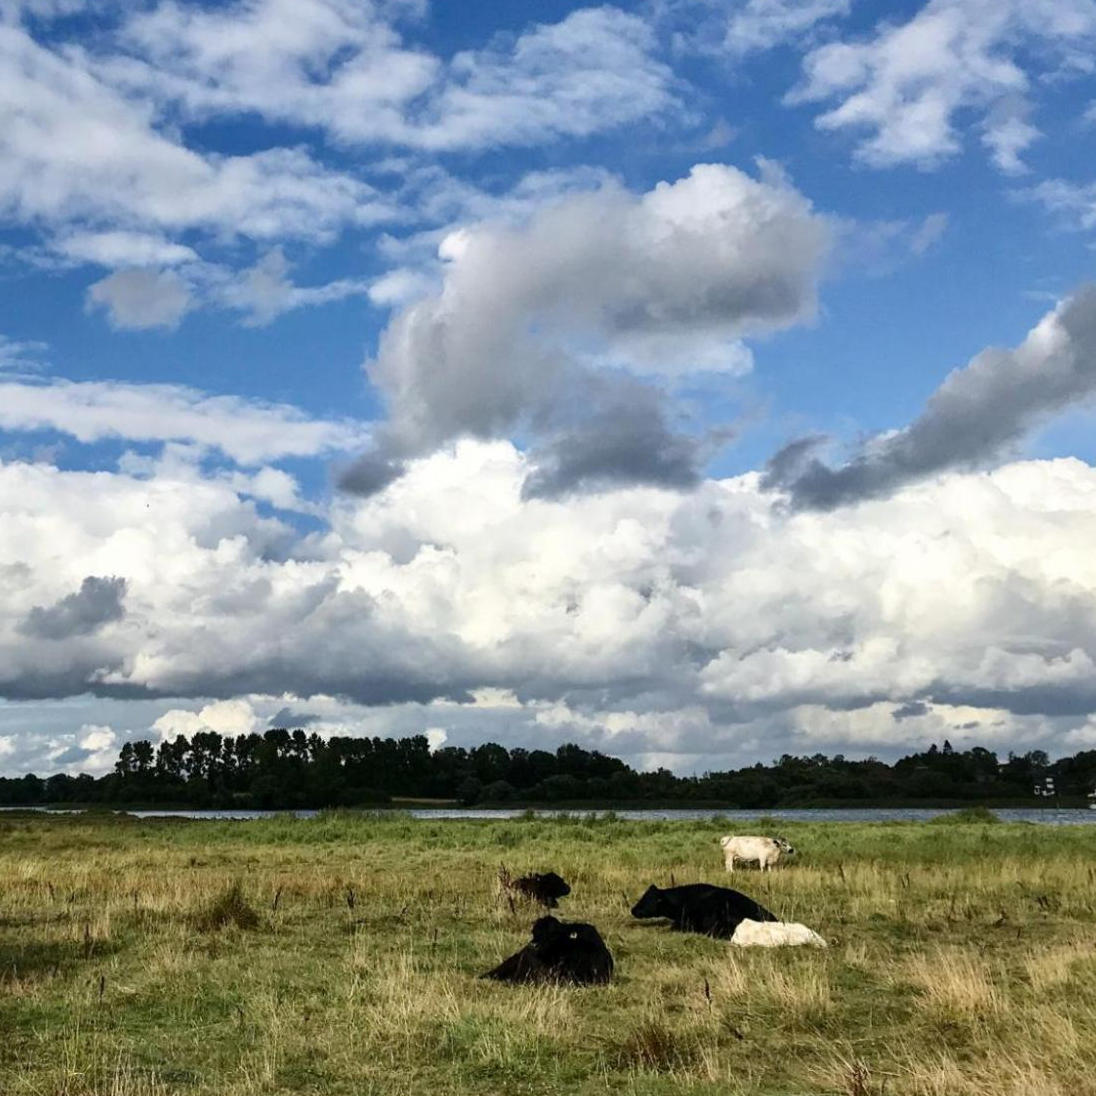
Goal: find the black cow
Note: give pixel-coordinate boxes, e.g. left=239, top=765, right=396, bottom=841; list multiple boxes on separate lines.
left=630, top=883, right=777, bottom=939
left=482, top=916, right=614, bottom=985
left=496, top=868, right=571, bottom=909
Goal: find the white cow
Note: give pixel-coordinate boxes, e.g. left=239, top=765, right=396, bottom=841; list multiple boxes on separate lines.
left=731, top=919, right=827, bottom=948
left=720, top=834, right=795, bottom=872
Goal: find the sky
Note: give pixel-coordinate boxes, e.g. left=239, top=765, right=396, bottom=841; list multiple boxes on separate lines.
left=1, top=0, right=1096, bottom=779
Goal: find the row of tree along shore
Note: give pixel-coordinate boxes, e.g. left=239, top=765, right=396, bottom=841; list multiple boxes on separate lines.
left=1, top=732, right=1094, bottom=810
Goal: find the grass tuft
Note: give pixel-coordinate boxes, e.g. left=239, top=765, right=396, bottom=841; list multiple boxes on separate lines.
left=191, top=881, right=262, bottom=933
left=613, top=1017, right=700, bottom=1073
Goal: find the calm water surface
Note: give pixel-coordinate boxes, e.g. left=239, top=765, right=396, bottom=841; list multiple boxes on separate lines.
left=8, top=806, right=1096, bottom=824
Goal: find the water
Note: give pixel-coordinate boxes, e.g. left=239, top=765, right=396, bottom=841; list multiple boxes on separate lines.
left=5, top=806, right=1096, bottom=824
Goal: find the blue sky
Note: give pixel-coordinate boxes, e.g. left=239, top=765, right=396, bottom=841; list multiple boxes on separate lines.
left=1, top=0, right=1096, bottom=777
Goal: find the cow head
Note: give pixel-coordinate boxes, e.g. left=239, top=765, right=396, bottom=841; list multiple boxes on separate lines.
left=774, top=837, right=796, bottom=855
left=530, top=916, right=564, bottom=945
left=719, top=835, right=733, bottom=848
left=536, top=872, right=571, bottom=900
left=630, top=885, right=664, bottom=920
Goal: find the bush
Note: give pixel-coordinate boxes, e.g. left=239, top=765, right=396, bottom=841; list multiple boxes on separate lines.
left=481, top=780, right=516, bottom=803
left=193, top=881, right=262, bottom=932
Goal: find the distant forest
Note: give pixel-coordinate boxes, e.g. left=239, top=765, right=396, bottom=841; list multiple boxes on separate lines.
left=2, top=731, right=1096, bottom=808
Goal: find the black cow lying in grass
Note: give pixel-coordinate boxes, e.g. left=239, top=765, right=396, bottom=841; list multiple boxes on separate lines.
left=496, top=867, right=571, bottom=909
left=483, top=916, right=614, bottom=985
left=630, top=883, right=777, bottom=939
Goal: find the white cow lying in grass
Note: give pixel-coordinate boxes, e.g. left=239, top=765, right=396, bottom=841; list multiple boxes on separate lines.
left=731, top=919, right=827, bottom=948
left=720, top=834, right=795, bottom=872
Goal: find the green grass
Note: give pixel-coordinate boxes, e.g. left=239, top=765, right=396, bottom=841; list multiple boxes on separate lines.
left=2, top=811, right=1095, bottom=1095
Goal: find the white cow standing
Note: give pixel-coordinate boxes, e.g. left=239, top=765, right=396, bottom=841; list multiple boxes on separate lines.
left=720, top=834, right=795, bottom=872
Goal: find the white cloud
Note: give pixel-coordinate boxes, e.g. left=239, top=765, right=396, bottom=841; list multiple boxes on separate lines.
left=0, top=333, right=47, bottom=371
left=1024, top=178, right=1096, bottom=232
left=367, top=267, right=436, bottom=308
left=220, top=248, right=372, bottom=327
left=0, top=23, right=391, bottom=247
left=0, top=5, right=679, bottom=324
left=790, top=0, right=1096, bottom=171
left=722, top=0, right=850, bottom=55
left=0, top=0, right=87, bottom=18
left=982, top=101, right=1040, bottom=175
left=0, top=378, right=371, bottom=464
left=657, top=0, right=849, bottom=57
left=57, top=231, right=199, bottom=268
left=86, top=268, right=192, bottom=330
left=908, top=211, right=949, bottom=256
left=104, top=1, right=678, bottom=151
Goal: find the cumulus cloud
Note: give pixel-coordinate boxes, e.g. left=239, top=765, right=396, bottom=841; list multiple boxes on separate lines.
left=153, top=698, right=264, bottom=742
left=348, top=162, right=829, bottom=495
left=766, top=284, right=1096, bottom=509
left=19, top=575, right=127, bottom=640
left=0, top=378, right=371, bottom=464
left=103, top=1, right=678, bottom=151
left=5, top=440, right=1096, bottom=773
left=86, top=268, right=192, bottom=330
left=789, top=0, right=1096, bottom=171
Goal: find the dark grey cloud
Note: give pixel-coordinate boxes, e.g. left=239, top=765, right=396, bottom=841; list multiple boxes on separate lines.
left=929, top=683, right=1096, bottom=719
left=892, top=700, right=929, bottom=722
left=268, top=707, right=322, bottom=728
left=49, top=744, right=95, bottom=766
left=20, top=575, right=127, bottom=640
left=766, top=285, right=1096, bottom=509
left=522, top=381, right=705, bottom=499
left=337, top=449, right=407, bottom=497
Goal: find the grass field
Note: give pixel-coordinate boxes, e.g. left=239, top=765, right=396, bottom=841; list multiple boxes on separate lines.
left=2, top=811, right=1095, bottom=1096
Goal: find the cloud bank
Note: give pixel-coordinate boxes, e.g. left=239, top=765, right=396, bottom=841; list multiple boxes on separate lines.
left=4, top=439, right=1096, bottom=773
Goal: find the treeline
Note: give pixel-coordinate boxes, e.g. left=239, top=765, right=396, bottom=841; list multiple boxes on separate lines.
left=1, top=732, right=1095, bottom=809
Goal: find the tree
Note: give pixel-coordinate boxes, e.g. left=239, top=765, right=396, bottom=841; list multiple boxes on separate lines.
left=456, top=777, right=483, bottom=806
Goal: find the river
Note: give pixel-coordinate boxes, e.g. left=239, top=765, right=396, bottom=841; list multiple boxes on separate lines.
left=6, top=806, right=1096, bottom=824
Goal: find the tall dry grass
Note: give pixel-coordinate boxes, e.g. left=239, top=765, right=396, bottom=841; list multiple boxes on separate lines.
left=1, top=811, right=1095, bottom=1095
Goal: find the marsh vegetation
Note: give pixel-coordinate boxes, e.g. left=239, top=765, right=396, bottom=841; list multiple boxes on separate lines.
left=2, top=811, right=1095, bottom=1094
